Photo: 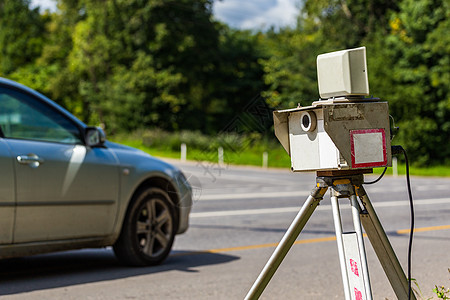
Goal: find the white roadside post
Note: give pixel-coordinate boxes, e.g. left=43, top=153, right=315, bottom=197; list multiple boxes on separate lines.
left=181, top=143, right=187, bottom=162
left=262, top=152, right=268, bottom=169
left=393, top=157, right=398, bottom=177
left=218, top=146, right=224, bottom=166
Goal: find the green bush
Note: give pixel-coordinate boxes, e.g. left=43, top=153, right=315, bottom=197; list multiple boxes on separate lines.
left=111, top=128, right=291, bottom=168
left=140, top=128, right=270, bottom=153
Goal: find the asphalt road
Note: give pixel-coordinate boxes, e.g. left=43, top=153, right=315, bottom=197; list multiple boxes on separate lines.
left=1, top=160, right=449, bottom=299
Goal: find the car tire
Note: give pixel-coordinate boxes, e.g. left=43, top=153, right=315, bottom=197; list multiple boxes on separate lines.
left=113, top=187, right=176, bottom=266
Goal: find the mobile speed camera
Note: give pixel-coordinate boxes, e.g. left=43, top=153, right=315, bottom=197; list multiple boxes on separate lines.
left=247, top=47, right=413, bottom=300
left=273, top=47, right=392, bottom=172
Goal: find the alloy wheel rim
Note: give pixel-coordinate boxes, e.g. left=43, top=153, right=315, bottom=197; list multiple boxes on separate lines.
left=136, top=197, right=172, bottom=258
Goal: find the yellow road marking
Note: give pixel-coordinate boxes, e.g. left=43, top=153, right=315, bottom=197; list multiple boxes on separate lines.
left=170, top=237, right=336, bottom=257
left=397, top=224, right=450, bottom=234
left=207, top=236, right=338, bottom=254
left=171, top=224, right=450, bottom=257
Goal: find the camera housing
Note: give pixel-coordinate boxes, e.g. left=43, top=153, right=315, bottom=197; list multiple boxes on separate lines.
left=274, top=47, right=392, bottom=172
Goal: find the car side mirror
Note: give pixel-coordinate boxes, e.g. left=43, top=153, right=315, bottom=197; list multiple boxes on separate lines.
left=85, top=127, right=106, bottom=147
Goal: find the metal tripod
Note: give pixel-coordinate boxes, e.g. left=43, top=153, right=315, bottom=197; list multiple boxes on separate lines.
left=245, top=171, right=415, bottom=300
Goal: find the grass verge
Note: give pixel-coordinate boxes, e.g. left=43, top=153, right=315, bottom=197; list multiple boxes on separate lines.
left=111, top=135, right=291, bottom=168
left=111, top=131, right=450, bottom=177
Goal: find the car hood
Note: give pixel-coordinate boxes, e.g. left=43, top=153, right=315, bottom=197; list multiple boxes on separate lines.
left=105, top=140, right=144, bottom=153
left=105, top=141, right=179, bottom=173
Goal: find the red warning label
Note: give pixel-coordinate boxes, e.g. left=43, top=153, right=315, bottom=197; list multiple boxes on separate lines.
left=354, top=287, right=363, bottom=300
left=350, top=259, right=359, bottom=277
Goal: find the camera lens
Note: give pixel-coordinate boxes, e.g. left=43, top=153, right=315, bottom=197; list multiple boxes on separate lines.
left=300, top=111, right=316, bottom=132
left=302, top=114, right=310, bottom=128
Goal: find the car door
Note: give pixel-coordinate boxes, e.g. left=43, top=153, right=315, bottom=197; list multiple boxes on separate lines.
left=0, top=86, right=120, bottom=243
left=0, top=138, right=15, bottom=244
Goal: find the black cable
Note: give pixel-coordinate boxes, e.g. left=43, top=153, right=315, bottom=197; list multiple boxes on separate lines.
left=392, top=145, right=415, bottom=299
left=404, top=148, right=414, bottom=300
left=364, top=166, right=387, bottom=184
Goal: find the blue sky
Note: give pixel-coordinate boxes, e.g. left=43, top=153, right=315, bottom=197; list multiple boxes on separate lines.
left=30, top=0, right=300, bottom=31
left=213, top=0, right=299, bottom=30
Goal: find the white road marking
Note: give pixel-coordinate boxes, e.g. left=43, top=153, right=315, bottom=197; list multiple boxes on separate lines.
left=197, top=184, right=443, bottom=201
left=190, top=197, right=450, bottom=218
left=186, top=170, right=295, bottom=185
left=198, top=190, right=311, bottom=201
left=415, top=185, right=450, bottom=191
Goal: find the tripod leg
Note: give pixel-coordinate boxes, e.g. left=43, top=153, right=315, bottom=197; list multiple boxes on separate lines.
left=350, top=194, right=373, bottom=300
left=331, top=193, right=352, bottom=300
left=356, top=186, right=416, bottom=300
left=245, top=187, right=327, bottom=300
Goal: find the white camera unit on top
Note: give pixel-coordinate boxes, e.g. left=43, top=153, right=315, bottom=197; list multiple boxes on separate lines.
left=317, top=46, right=369, bottom=99
left=273, top=47, right=392, bottom=172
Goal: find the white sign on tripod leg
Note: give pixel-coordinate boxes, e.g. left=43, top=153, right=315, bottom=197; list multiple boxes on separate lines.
left=342, top=232, right=369, bottom=300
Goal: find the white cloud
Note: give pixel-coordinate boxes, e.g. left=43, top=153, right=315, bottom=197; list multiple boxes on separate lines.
left=30, top=0, right=300, bottom=31
left=213, top=0, right=300, bottom=31
left=30, top=0, right=56, bottom=12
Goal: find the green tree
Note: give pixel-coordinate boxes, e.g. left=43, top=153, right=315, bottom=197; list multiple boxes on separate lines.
left=0, top=0, right=47, bottom=76
left=259, top=0, right=399, bottom=109
left=61, top=0, right=223, bottom=132
left=7, top=0, right=86, bottom=119
left=303, top=0, right=399, bottom=47
left=369, top=0, right=450, bottom=165
left=259, top=27, right=323, bottom=109
left=201, top=26, right=266, bottom=132
left=261, top=0, right=449, bottom=165
left=1, top=0, right=266, bottom=134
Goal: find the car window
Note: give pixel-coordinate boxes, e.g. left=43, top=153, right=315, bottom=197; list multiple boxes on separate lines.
left=0, top=87, right=82, bottom=144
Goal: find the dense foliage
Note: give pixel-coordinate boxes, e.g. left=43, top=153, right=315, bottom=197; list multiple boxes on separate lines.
left=0, top=0, right=448, bottom=166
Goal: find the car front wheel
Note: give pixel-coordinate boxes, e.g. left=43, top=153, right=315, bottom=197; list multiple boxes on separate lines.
left=113, top=187, right=176, bottom=266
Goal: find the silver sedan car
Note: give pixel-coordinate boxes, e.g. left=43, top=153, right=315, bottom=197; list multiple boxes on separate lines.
left=0, top=77, right=192, bottom=266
